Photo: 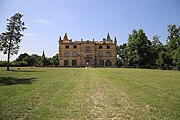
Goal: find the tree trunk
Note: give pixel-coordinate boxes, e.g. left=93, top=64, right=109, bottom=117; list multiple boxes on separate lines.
left=7, top=39, right=12, bottom=71
left=7, top=46, right=11, bottom=71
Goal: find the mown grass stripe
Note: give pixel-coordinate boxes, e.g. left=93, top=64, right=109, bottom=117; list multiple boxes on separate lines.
left=0, top=68, right=180, bottom=120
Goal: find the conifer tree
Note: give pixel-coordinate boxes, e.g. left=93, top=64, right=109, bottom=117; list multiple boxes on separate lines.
left=0, top=13, right=26, bottom=70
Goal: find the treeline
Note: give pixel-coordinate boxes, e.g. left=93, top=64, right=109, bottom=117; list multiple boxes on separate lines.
left=0, top=53, right=59, bottom=67
left=117, top=24, right=180, bottom=70
left=0, top=24, right=179, bottom=70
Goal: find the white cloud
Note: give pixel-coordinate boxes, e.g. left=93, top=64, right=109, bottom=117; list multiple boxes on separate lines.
left=0, top=53, right=7, bottom=61
left=35, top=19, right=52, bottom=24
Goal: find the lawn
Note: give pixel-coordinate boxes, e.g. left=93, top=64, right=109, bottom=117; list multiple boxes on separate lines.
left=0, top=67, right=180, bottom=120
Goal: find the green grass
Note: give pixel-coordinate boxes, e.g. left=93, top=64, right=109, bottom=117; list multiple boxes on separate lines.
left=0, top=67, right=180, bottom=120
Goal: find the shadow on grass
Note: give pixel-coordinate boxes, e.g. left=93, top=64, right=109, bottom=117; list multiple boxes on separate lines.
left=9, top=70, right=45, bottom=72
left=0, top=77, right=37, bottom=85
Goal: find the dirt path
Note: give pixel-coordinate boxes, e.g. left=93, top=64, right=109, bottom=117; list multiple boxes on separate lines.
left=86, top=69, right=134, bottom=120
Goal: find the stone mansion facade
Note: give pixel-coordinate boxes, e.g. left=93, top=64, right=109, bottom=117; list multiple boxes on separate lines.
left=58, top=33, right=117, bottom=67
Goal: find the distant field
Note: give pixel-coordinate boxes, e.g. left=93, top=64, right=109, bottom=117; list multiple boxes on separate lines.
left=0, top=67, right=180, bottom=120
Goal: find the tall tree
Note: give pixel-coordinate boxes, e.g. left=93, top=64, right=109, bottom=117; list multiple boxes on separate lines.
left=125, top=29, right=139, bottom=66
left=156, top=50, right=172, bottom=69
left=42, top=50, right=49, bottom=66
left=166, top=25, right=180, bottom=68
left=117, top=43, right=127, bottom=66
left=23, top=55, right=36, bottom=66
left=15, top=53, right=29, bottom=62
left=0, top=13, right=26, bottom=70
left=125, top=29, right=151, bottom=67
left=50, top=54, right=59, bottom=65
left=150, top=35, right=164, bottom=67
left=31, top=54, right=43, bottom=66
left=167, top=25, right=180, bottom=51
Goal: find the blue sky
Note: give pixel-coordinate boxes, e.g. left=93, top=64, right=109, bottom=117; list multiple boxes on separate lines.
left=0, top=0, right=180, bottom=60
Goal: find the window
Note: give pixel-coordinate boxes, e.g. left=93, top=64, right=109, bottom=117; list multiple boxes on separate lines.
left=105, top=60, right=111, bottom=67
left=99, top=60, right=103, bottom=66
left=97, top=60, right=104, bottom=67
left=64, top=60, right=69, bottom=66
left=99, top=46, right=102, bottom=49
left=65, top=45, right=69, bottom=49
left=106, top=52, right=110, bottom=57
left=73, top=45, right=77, bottom=49
left=65, top=51, right=69, bottom=57
left=107, top=46, right=110, bottom=49
left=98, top=52, right=102, bottom=57
left=72, top=51, right=77, bottom=57
left=72, top=60, right=77, bottom=67
left=86, top=47, right=90, bottom=53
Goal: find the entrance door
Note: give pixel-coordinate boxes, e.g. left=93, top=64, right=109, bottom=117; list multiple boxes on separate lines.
left=64, top=60, right=69, bottom=67
left=72, top=60, right=77, bottom=67
left=85, top=60, right=91, bottom=67
left=105, top=60, right=111, bottom=67
left=98, top=59, right=104, bottom=67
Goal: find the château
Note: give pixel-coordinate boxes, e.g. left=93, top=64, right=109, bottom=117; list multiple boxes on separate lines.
left=58, top=33, right=117, bottom=67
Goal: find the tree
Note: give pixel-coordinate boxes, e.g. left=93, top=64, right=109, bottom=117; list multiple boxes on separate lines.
left=23, top=55, right=36, bottom=66
left=0, top=61, right=7, bottom=67
left=117, top=43, right=127, bottom=66
left=51, top=54, right=59, bottom=65
left=125, top=29, right=151, bottom=67
left=15, top=53, right=29, bottom=62
left=13, top=53, right=29, bottom=66
left=150, top=35, right=164, bottom=67
left=166, top=25, right=180, bottom=68
left=42, top=50, right=49, bottom=66
left=13, top=53, right=45, bottom=66
left=31, top=54, right=43, bottom=66
left=171, top=47, right=180, bottom=69
left=116, top=57, right=123, bottom=67
left=0, top=13, right=26, bottom=70
left=156, top=50, right=172, bottom=69
left=167, top=25, right=180, bottom=51
left=125, top=29, right=139, bottom=66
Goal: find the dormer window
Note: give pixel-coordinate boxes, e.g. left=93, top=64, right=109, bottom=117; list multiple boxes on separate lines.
left=65, top=45, right=69, bottom=49
left=73, top=45, right=77, bottom=49
left=107, top=46, right=110, bottom=49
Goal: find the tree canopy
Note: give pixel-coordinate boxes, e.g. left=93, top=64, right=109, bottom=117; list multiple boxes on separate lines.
left=0, top=13, right=26, bottom=70
left=117, top=25, right=180, bottom=70
left=124, top=29, right=151, bottom=67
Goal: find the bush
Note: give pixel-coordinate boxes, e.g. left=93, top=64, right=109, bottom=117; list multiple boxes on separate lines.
left=12, top=61, right=28, bottom=67
left=0, top=61, right=7, bottom=67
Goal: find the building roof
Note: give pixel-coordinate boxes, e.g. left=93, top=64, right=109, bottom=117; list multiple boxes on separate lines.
left=60, top=33, right=116, bottom=44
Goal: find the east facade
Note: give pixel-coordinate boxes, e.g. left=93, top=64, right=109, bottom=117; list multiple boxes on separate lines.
left=58, top=33, right=117, bottom=67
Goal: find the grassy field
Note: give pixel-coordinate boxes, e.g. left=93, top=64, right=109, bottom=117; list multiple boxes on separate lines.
left=0, top=67, right=180, bottom=120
